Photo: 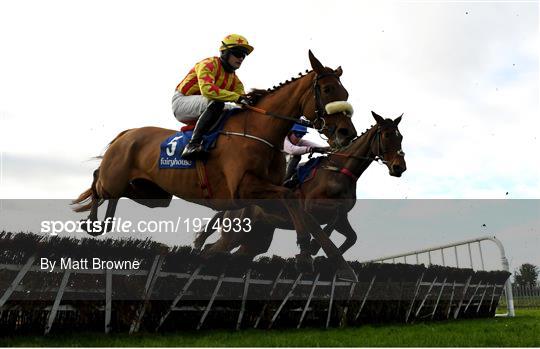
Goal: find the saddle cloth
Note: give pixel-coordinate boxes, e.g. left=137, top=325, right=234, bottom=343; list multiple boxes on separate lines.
left=297, top=157, right=323, bottom=184
left=159, top=108, right=240, bottom=169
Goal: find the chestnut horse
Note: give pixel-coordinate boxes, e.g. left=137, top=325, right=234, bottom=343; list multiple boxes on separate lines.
left=72, top=51, right=358, bottom=279
left=194, top=112, right=406, bottom=258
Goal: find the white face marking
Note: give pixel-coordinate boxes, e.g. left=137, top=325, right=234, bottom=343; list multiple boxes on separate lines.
left=395, top=130, right=400, bottom=137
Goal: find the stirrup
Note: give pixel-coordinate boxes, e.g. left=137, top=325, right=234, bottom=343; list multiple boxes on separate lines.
left=283, top=177, right=299, bottom=188
left=181, top=143, right=206, bottom=160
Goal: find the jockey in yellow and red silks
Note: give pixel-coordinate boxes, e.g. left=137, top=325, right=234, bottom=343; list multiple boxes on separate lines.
left=172, top=34, right=254, bottom=160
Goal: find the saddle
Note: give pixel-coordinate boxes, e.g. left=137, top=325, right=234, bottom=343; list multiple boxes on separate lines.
left=283, top=157, right=323, bottom=188
left=159, top=108, right=241, bottom=169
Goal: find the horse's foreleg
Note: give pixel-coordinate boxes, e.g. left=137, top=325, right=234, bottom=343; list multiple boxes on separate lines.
left=309, top=219, right=337, bottom=255
left=334, top=214, right=357, bottom=255
left=193, top=211, right=225, bottom=251
left=236, top=174, right=310, bottom=256
left=236, top=173, right=356, bottom=280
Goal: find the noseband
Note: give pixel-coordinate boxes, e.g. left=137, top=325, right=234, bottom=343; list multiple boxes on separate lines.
left=373, top=127, right=406, bottom=165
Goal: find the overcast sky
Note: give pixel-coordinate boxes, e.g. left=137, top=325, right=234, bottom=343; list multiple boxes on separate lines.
left=0, top=1, right=538, bottom=270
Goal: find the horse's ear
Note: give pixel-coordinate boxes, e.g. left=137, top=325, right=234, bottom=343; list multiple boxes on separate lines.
left=309, top=50, right=324, bottom=73
left=335, top=66, right=343, bottom=77
left=372, top=111, right=384, bottom=124
left=395, top=113, right=403, bottom=126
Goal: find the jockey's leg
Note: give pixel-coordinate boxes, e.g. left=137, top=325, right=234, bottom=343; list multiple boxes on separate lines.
left=285, top=155, right=301, bottom=180
left=283, top=155, right=301, bottom=187
left=182, top=101, right=224, bottom=160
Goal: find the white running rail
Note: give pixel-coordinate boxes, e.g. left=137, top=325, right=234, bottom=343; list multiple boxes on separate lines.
left=359, top=235, right=515, bottom=317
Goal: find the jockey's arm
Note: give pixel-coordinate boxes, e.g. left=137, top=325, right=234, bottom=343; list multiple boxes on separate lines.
left=284, top=137, right=326, bottom=155
left=298, top=138, right=326, bottom=150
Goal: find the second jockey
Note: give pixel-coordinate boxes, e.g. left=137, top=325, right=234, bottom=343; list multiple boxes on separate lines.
left=283, top=123, right=330, bottom=187
left=173, top=34, right=254, bottom=160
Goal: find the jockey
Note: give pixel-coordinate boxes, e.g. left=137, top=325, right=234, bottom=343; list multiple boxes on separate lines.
left=283, top=123, right=330, bottom=186
left=173, top=34, right=254, bottom=160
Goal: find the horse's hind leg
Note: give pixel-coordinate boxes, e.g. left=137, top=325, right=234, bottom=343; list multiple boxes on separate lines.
left=102, top=199, right=119, bottom=233
left=87, top=168, right=101, bottom=221
left=194, top=211, right=225, bottom=251
left=125, top=178, right=173, bottom=208
left=80, top=169, right=106, bottom=236
left=334, top=215, right=357, bottom=254
left=233, top=223, right=275, bottom=260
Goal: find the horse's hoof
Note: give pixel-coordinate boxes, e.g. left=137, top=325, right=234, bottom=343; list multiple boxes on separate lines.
left=295, top=253, right=314, bottom=273
left=336, top=265, right=358, bottom=283
left=308, top=240, right=321, bottom=256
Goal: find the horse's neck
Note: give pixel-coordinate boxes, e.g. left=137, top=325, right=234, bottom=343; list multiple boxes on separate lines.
left=338, top=126, right=378, bottom=177
left=257, top=73, right=314, bottom=117
left=244, top=73, right=314, bottom=140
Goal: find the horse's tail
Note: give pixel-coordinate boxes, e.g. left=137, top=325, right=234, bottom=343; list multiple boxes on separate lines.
left=72, top=188, right=94, bottom=213
left=72, top=130, right=131, bottom=213
left=72, top=168, right=104, bottom=212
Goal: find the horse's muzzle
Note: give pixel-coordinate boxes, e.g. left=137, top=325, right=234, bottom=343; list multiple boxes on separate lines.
left=390, top=163, right=406, bottom=177
left=335, top=128, right=356, bottom=147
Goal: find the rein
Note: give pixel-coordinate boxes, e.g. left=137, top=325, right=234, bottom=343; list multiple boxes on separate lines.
left=243, top=105, right=311, bottom=127
left=224, top=71, right=346, bottom=150
left=242, top=71, right=345, bottom=132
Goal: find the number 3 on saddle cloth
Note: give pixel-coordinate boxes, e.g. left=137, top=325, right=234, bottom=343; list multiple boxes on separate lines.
left=159, top=109, right=241, bottom=169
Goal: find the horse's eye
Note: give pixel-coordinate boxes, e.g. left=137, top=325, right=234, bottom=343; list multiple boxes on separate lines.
left=322, top=86, right=332, bottom=94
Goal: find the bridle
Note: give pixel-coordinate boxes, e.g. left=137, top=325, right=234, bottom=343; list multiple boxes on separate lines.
left=243, top=70, right=349, bottom=134
left=231, top=71, right=353, bottom=150
left=372, top=126, right=406, bottom=165
left=311, top=71, right=351, bottom=134
left=320, top=124, right=405, bottom=181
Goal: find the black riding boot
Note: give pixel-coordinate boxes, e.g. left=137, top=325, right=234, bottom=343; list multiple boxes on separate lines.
left=283, top=155, right=301, bottom=187
left=182, top=101, right=224, bottom=160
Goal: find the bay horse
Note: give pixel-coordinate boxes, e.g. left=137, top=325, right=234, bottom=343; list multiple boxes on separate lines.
left=193, top=112, right=406, bottom=259
left=72, top=51, right=358, bottom=279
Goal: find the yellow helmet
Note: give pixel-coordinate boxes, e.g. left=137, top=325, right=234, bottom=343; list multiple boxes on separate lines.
left=219, top=34, right=254, bottom=55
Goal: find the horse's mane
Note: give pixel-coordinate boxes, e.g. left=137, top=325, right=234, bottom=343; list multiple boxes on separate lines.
left=245, top=69, right=314, bottom=104
left=337, top=124, right=377, bottom=152
left=337, top=118, right=396, bottom=152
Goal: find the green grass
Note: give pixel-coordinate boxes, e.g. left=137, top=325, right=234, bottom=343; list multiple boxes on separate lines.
left=1, top=309, right=539, bottom=347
